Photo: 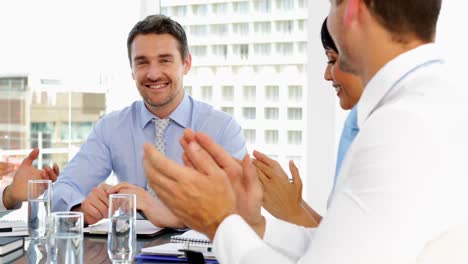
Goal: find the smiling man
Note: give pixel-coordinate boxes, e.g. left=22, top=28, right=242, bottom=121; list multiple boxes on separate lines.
left=51, top=15, right=246, bottom=227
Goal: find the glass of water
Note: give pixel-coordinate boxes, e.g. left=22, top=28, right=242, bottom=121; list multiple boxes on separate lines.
left=48, top=212, right=84, bottom=264
left=28, top=179, right=52, bottom=240
left=108, top=193, right=137, bottom=263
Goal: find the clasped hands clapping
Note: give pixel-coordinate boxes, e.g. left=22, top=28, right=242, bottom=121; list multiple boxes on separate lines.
left=142, top=128, right=319, bottom=240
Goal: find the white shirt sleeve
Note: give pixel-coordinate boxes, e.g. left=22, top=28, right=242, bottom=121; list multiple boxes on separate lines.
left=213, top=107, right=454, bottom=264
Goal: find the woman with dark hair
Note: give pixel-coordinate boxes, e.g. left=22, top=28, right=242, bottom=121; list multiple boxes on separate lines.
left=252, top=18, right=364, bottom=227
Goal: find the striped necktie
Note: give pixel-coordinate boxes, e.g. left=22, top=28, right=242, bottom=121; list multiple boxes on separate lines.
left=147, top=117, right=171, bottom=197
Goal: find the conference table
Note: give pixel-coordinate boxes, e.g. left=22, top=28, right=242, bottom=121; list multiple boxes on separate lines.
left=1, top=202, right=190, bottom=263
left=13, top=231, right=181, bottom=263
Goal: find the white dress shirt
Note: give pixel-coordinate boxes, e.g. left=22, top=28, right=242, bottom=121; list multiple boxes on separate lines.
left=213, top=44, right=468, bottom=263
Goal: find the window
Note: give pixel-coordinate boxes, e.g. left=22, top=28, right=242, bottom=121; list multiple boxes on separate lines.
left=233, top=23, right=249, bottom=36
left=276, top=42, right=294, bottom=56
left=222, top=86, right=234, bottom=101
left=298, top=0, right=307, bottom=8
left=190, top=25, right=208, bottom=36
left=298, top=19, right=306, bottom=31
left=288, top=130, right=302, bottom=145
left=288, top=85, right=303, bottom=101
left=297, top=42, right=307, bottom=54
left=233, top=44, right=249, bottom=60
left=254, top=43, right=271, bottom=56
left=233, top=1, right=249, bottom=14
left=192, top=4, right=207, bottom=16
left=264, top=130, right=279, bottom=144
left=221, top=107, right=234, bottom=116
left=254, top=22, right=271, bottom=34
left=191, top=46, right=207, bottom=57
left=212, top=3, right=228, bottom=14
left=243, top=129, right=256, bottom=144
left=184, top=86, right=192, bottom=96
left=161, top=7, right=169, bottom=15
left=265, top=85, right=279, bottom=102
left=212, top=44, right=228, bottom=59
left=288, top=108, right=302, bottom=120
left=243, top=86, right=256, bottom=101
left=242, top=107, right=256, bottom=120
left=275, top=20, right=294, bottom=34
left=61, top=122, right=94, bottom=141
left=210, top=24, right=228, bottom=36
left=31, top=122, right=55, bottom=139
left=0, top=77, right=27, bottom=91
left=264, top=107, right=279, bottom=120
left=172, top=6, right=187, bottom=17
left=276, top=0, right=294, bottom=10
left=254, top=0, right=272, bottom=13
left=201, top=86, right=213, bottom=101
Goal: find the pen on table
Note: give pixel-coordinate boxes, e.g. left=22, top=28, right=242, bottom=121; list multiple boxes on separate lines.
left=181, top=243, right=213, bottom=253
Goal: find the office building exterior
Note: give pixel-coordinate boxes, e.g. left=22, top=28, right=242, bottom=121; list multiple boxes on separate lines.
left=161, top=0, right=308, bottom=171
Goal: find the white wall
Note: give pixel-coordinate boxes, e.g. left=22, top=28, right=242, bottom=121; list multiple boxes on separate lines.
left=304, top=2, right=339, bottom=215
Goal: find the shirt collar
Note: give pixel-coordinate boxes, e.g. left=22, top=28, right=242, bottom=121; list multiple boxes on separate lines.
left=357, top=43, right=442, bottom=129
left=139, top=92, right=191, bottom=129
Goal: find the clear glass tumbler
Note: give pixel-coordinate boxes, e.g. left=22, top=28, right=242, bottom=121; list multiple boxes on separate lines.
left=48, top=211, right=84, bottom=264
left=28, top=179, right=52, bottom=241
left=107, top=194, right=137, bottom=263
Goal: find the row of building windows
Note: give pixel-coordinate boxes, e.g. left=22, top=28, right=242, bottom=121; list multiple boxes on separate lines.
left=243, top=129, right=302, bottom=145
left=189, top=65, right=305, bottom=76
left=31, top=121, right=94, bottom=141
left=190, top=42, right=306, bottom=59
left=232, top=107, right=302, bottom=120
left=162, top=0, right=307, bottom=17
left=185, top=20, right=306, bottom=37
left=185, top=85, right=303, bottom=102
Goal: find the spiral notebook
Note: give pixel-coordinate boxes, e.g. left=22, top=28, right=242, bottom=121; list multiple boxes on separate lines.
left=170, top=230, right=211, bottom=245
left=0, top=220, right=28, bottom=237
left=140, top=230, right=215, bottom=259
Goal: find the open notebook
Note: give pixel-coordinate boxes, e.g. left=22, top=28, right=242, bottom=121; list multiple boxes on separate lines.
left=83, top=219, right=166, bottom=238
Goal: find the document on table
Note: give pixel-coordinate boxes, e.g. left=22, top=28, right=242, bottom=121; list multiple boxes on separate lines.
left=83, top=219, right=166, bottom=238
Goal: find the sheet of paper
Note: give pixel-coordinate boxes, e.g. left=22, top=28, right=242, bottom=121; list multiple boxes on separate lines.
left=84, top=219, right=164, bottom=235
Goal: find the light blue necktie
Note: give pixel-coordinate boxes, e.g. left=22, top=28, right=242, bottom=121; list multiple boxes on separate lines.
left=331, top=106, right=359, bottom=194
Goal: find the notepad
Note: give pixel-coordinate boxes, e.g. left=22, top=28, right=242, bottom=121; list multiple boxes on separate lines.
left=0, top=220, right=28, bottom=237
left=141, top=229, right=215, bottom=259
left=170, top=229, right=211, bottom=244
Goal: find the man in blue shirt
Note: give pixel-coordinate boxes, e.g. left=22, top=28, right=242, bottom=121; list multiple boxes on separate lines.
left=52, top=14, right=246, bottom=226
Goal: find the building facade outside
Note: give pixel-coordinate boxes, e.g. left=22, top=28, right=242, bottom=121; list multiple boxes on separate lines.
left=0, top=73, right=106, bottom=169
left=161, top=0, right=308, bottom=172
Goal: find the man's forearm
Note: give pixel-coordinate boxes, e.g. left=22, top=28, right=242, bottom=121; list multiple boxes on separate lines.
left=2, top=185, right=21, bottom=210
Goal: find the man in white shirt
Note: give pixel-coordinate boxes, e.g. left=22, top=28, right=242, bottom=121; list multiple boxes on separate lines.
left=0, top=149, right=58, bottom=212
left=143, top=0, right=468, bottom=263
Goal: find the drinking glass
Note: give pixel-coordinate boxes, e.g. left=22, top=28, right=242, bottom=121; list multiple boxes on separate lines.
left=28, top=179, right=52, bottom=240
left=107, top=194, right=137, bottom=263
left=48, top=212, right=84, bottom=264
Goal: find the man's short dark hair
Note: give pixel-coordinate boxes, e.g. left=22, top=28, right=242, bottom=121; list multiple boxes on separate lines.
left=335, top=0, right=442, bottom=42
left=127, top=14, right=189, bottom=64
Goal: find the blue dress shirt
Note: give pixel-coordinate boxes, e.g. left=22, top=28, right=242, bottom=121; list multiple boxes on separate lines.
left=331, top=106, right=359, bottom=194
left=52, top=93, right=247, bottom=211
